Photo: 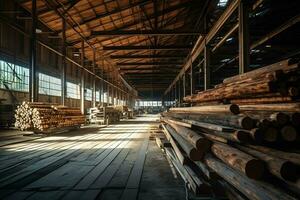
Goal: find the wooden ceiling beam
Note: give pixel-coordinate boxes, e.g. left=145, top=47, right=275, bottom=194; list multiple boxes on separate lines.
left=116, top=62, right=182, bottom=66
left=61, top=0, right=150, bottom=33
left=110, top=55, right=186, bottom=59
left=90, top=30, right=201, bottom=36
left=103, top=45, right=192, bottom=51
left=68, top=1, right=196, bottom=45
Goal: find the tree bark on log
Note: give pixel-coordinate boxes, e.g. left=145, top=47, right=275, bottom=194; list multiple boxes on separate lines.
left=211, top=143, right=265, bottom=180
left=205, top=154, right=297, bottom=200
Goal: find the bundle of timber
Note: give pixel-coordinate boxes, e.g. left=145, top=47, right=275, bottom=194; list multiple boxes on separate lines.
left=159, top=103, right=300, bottom=199
left=184, top=58, right=300, bottom=105
left=88, top=105, right=120, bottom=125
left=15, top=102, right=84, bottom=133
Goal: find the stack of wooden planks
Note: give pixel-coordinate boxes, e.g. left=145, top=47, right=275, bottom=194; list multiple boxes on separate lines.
left=15, top=102, right=85, bottom=133
left=88, top=105, right=121, bottom=125
left=184, top=58, right=299, bottom=105
left=160, top=59, right=300, bottom=199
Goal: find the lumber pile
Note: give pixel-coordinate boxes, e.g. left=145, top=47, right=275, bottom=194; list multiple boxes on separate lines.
left=158, top=59, right=300, bottom=199
left=184, top=58, right=300, bottom=105
left=88, top=105, right=120, bottom=125
left=15, top=102, right=84, bottom=133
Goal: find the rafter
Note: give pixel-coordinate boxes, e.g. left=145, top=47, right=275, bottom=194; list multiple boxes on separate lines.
left=110, top=54, right=186, bottom=59
left=103, top=45, right=192, bottom=51
left=90, top=30, right=201, bottom=36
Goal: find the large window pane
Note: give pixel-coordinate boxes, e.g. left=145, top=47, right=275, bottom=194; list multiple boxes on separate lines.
left=67, top=82, right=80, bottom=99
left=38, top=73, right=61, bottom=96
left=0, top=60, right=29, bottom=92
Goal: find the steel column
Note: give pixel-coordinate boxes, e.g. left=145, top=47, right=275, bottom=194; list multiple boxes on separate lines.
left=61, top=17, right=67, bottom=105
left=190, top=61, right=194, bottom=95
left=29, top=0, right=37, bottom=102
left=92, top=50, right=96, bottom=107
left=80, top=40, right=85, bottom=114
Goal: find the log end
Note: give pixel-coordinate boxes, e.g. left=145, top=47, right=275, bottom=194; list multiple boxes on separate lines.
left=196, top=139, right=212, bottom=153
left=190, top=149, right=204, bottom=161
left=230, top=104, right=240, bottom=115
left=275, top=112, right=290, bottom=126
left=236, top=130, right=253, bottom=143
left=263, top=127, right=278, bottom=142
left=249, top=128, right=263, bottom=144
left=245, top=159, right=265, bottom=180
left=291, top=112, right=300, bottom=126
left=241, top=116, right=255, bottom=130
left=281, top=126, right=298, bottom=142
left=281, top=161, right=299, bottom=182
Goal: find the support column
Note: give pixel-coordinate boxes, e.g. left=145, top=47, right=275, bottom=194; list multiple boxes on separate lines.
left=107, top=85, right=110, bottom=105
left=92, top=50, right=96, bottom=107
left=204, top=43, right=211, bottom=90
left=29, top=0, right=37, bottom=102
left=178, top=79, right=181, bottom=105
left=183, top=72, right=186, bottom=98
left=190, top=61, right=194, bottom=95
left=80, top=40, right=85, bottom=114
left=61, top=17, right=67, bottom=105
left=239, top=0, right=250, bottom=74
left=111, top=86, right=114, bottom=105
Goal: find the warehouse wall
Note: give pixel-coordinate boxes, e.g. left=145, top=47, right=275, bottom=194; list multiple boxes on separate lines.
left=0, top=5, right=108, bottom=110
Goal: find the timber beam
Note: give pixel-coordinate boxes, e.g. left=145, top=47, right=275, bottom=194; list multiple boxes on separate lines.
left=116, top=62, right=183, bottom=66
left=110, top=55, right=186, bottom=59
left=91, top=30, right=201, bottom=36
left=102, top=45, right=192, bottom=51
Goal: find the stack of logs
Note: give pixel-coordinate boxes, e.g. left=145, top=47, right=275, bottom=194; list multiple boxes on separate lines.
left=184, top=58, right=299, bottom=105
left=15, top=102, right=85, bottom=133
left=159, top=58, right=300, bottom=199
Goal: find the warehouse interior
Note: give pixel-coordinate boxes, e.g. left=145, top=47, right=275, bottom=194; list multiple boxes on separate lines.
left=0, top=0, right=300, bottom=199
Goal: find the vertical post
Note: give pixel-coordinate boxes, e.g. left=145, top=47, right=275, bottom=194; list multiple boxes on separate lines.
left=92, top=50, right=96, bottom=107
left=61, top=17, right=66, bottom=105
left=183, top=72, right=186, bottom=98
left=178, top=79, right=181, bottom=105
left=190, top=60, right=194, bottom=95
left=107, top=84, right=110, bottom=105
left=98, top=82, right=101, bottom=106
left=111, top=86, right=114, bottom=105
left=29, top=0, right=37, bottom=102
left=239, top=0, right=250, bottom=74
left=204, top=42, right=211, bottom=90
left=80, top=40, right=85, bottom=114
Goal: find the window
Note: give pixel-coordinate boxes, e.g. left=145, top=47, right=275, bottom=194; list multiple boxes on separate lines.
left=136, top=101, right=162, bottom=107
left=218, top=0, right=228, bottom=7
left=103, top=92, right=108, bottom=103
left=96, top=91, right=100, bottom=102
left=85, top=88, right=92, bottom=101
left=0, top=60, right=29, bottom=92
left=39, top=73, right=61, bottom=96
left=67, top=82, right=80, bottom=99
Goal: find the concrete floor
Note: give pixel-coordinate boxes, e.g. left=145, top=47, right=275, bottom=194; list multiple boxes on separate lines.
left=0, top=115, right=185, bottom=200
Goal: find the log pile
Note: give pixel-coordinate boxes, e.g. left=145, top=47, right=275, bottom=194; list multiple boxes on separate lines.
left=15, top=102, right=85, bottom=133
left=158, top=59, right=300, bottom=199
left=184, top=58, right=300, bottom=105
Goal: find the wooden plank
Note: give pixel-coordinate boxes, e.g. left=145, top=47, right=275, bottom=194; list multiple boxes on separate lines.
left=120, top=137, right=149, bottom=200
left=89, top=143, right=132, bottom=189
left=74, top=132, right=137, bottom=190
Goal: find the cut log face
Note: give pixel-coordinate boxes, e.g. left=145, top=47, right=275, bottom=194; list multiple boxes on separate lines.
left=211, top=143, right=265, bottom=180
left=280, top=161, right=298, bottom=181
left=280, top=126, right=298, bottom=142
